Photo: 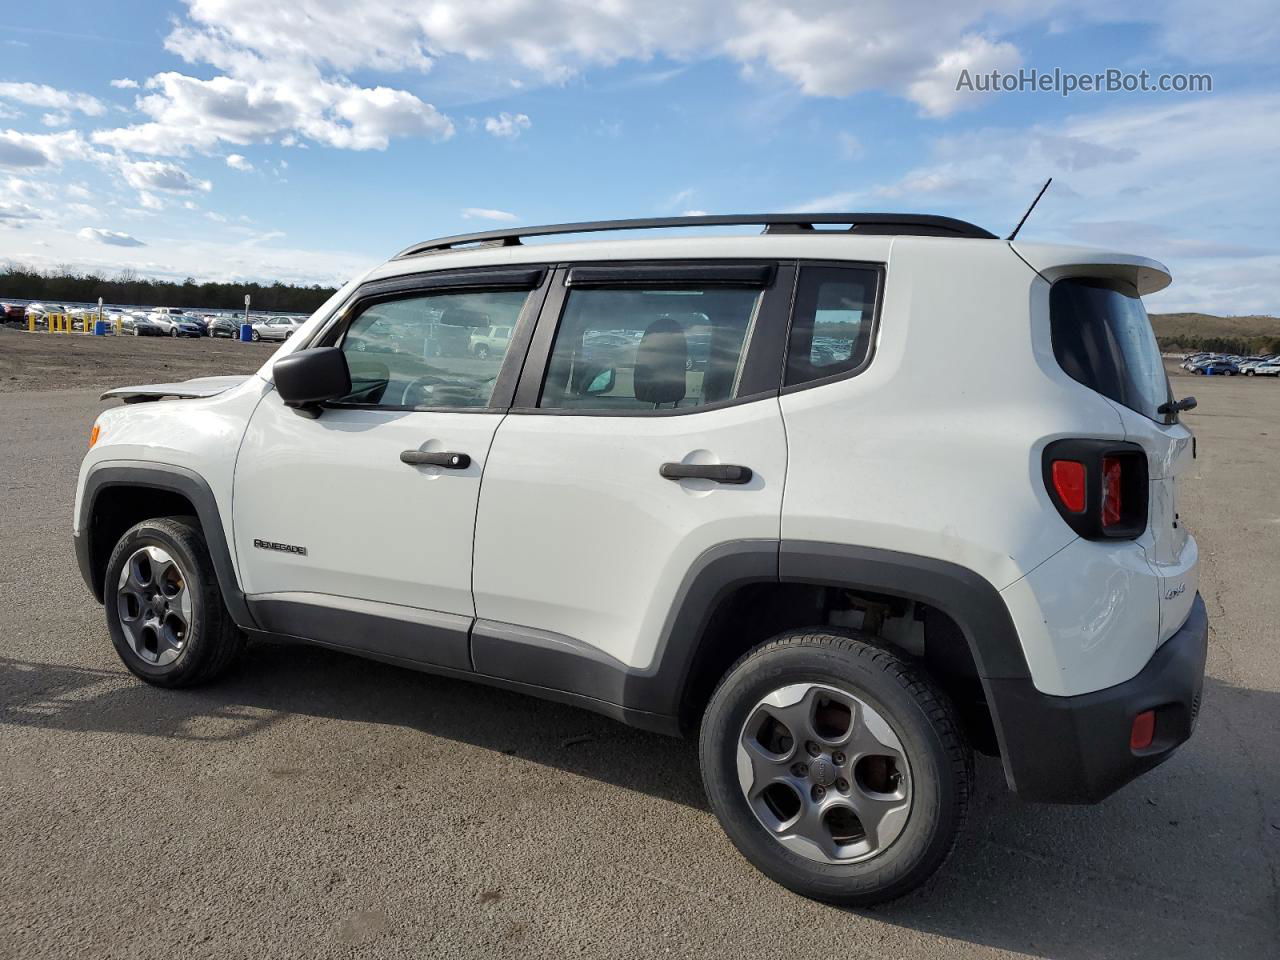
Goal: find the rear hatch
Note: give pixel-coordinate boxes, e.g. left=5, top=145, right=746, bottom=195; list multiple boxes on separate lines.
left=1044, top=272, right=1198, bottom=643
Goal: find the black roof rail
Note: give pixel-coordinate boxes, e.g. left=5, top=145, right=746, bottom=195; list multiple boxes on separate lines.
left=393, top=213, right=996, bottom=258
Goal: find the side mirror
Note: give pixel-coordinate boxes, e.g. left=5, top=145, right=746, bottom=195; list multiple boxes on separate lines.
left=273, top=347, right=351, bottom=417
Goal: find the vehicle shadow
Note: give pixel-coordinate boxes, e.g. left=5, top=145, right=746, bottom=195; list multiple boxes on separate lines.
left=2, top=647, right=1275, bottom=959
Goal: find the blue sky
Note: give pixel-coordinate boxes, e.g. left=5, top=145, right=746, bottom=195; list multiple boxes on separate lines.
left=0, top=1, right=1276, bottom=312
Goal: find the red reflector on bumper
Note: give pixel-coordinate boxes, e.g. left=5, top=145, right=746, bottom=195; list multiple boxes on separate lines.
left=1130, top=710, right=1156, bottom=750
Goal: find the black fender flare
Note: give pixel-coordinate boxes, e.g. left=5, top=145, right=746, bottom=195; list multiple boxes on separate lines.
left=75, top=461, right=257, bottom=630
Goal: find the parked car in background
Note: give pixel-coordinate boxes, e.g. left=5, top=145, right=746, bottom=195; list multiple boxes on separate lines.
left=147, top=311, right=203, bottom=337
left=144, top=307, right=199, bottom=337
left=120, top=314, right=165, bottom=337
left=208, top=316, right=241, bottom=338
left=250, top=315, right=306, bottom=341
left=1241, top=355, right=1276, bottom=375
left=2, top=302, right=26, bottom=323
left=1192, top=359, right=1240, bottom=376
left=25, top=303, right=48, bottom=326
left=1251, top=358, right=1280, bottom=377
left=469, top=323, right=512, bottom=360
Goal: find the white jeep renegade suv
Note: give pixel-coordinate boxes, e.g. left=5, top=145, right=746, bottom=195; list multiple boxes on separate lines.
left=74, top=214, right=1206, bottom=904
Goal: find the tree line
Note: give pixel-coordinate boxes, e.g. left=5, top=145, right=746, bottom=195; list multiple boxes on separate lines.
left=0, top=264, right=338, bottom=314
left=1157, top=334, right=1280, bottom=356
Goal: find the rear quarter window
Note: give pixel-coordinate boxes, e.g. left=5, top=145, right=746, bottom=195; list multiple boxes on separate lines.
left=1050, top=278, right=1172, bottom=422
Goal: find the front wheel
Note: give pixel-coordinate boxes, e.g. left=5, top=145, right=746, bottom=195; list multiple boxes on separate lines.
left=104, top=517, right=245, bottom=687
left=700, top=631, right=972, bottom=906
left=251, top=329, right=261, bottom=342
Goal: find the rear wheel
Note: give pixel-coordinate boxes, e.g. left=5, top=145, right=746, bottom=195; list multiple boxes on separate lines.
left=700, top=630, right=971, bottom=905
left=104, top=517, right=245, bottom=687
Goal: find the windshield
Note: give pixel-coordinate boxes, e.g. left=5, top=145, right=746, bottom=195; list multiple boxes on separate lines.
left=1050, top=278, right=1172, bottom=422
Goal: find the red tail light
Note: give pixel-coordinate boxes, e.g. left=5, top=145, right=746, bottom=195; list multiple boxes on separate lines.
left=1050, top=460, right=1087, bottom=513
left=1043, top=440, right=1148, bottom=540
left=1101, top=456, right=1123, bottom=527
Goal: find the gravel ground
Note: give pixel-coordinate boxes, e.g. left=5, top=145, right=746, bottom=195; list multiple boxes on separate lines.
left=0, top=339, right=1277, bottom=959
left=0, top=327, right=274, bottom=394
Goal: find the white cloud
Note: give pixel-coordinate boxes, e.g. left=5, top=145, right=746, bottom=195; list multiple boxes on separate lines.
left=66, top=202, right=100, bottom=219
left=119, top=158, right=212, bottom=194
left=65, top=182, right=92, bottom=200
left=906, top=35, right=1021, bottom=117
left=461, top=207, right=519, bottom=221
left=0, top=129, right=82, bottom=169
left=138, top=191, right=165, bottom=210
left=225, top=153, right=253, bottom=171
left=92, top=69, right=453, bottom=155
left=110, top=78, right=140, bottom=89
left=0, top=82, right=106, bottom=116
left=78, top=227, right=146, bottom=247
left=0, top=200, right=42, bottom=222
left=41, top=112, right=71, bottom=128
left=3, top=176, right=51, bottom=201
left=483, top=112, right=531, bottom=139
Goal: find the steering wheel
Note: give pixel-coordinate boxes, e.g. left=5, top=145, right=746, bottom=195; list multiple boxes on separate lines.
left=400, top=374, right=448, bottom=406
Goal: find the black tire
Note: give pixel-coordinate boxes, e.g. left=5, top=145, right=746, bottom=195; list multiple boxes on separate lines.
left=251, top=329, right=261, bottom=342
left=103, top=516, right=245, bottom=688
left=700, top=630, right=972, bottom=906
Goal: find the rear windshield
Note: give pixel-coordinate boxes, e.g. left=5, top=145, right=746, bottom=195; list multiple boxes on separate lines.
left=1050, top=278, right=1172, bottom=422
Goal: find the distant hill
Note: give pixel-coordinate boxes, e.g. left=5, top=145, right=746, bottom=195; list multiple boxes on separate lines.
left=1150, top=313, right=1280, bottom=354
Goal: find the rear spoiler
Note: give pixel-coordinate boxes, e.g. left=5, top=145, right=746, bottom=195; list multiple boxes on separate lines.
left=101, top=375, right=250, bottom=403
left=1010, top=242, right=1171, bottom=296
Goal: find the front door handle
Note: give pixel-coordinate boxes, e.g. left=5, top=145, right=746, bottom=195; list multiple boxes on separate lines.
left=660, top=462, right=752, bottom=484
left=400, top=450, right=471, bottom=469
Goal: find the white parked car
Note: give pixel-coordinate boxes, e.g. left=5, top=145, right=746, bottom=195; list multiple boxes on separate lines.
left=73, top=213, right=1206, bottom=905
left=249, top=315, right=306, bottom=341
left=1250, top=358, right=1280, bottom=376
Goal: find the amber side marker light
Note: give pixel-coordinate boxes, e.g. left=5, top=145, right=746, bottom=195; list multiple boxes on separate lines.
left=89, top=423, right=101, bottom=448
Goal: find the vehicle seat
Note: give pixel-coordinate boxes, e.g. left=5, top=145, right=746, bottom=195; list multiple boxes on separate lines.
left=634, top=316, right=688, bottom=407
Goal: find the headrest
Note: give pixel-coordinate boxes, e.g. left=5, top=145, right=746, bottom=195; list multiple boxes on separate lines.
left=633, top=316, right=687, bottom=406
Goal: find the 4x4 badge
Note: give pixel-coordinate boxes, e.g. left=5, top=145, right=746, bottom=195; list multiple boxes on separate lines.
left=1165, top=583, right=1186, bottom=600
left=253, top=538, right=308, bottom=557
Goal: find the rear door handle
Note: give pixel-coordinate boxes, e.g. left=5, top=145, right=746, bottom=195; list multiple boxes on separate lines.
left=400, top=450, right=471, bottom=469
left=660, top=462, right=752, bottom=484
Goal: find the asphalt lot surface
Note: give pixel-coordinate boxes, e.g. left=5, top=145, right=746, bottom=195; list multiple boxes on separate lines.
left=1, top=332, right=1278, bottom=958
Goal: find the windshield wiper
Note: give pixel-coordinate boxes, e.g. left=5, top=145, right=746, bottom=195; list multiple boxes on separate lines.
left=1157, top=396, right=1197, bottom=416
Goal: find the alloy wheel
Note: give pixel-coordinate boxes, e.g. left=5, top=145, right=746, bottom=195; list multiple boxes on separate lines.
left=737, top=682, right=912, bottom=864
left=115, top=546, right=194, bottom=666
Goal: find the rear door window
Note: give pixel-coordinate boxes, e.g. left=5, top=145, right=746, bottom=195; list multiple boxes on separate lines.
left=1050, top=279, right=1172, bottom=422
left=538, top=286, right=762, bottom=411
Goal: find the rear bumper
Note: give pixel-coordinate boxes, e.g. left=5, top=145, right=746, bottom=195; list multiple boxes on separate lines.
left=987, top=593, right=1208, bottom=803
